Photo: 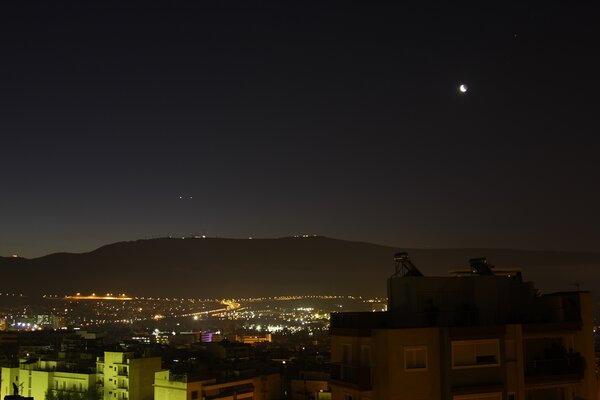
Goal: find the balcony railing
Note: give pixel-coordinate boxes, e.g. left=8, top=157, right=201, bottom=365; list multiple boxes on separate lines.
left=525, top=354, right=584, bottom=379
left=330, top=363, right=371, bottom=390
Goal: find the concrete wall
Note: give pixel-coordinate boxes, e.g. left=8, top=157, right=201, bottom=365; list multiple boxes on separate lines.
left=129, top=357, right=162, bottom=400
left=375, top=327, right=440, bottom=400
left=387, top=276, right=537, bottom=325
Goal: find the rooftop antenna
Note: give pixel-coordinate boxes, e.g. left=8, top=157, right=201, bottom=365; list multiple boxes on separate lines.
left=393, top=252, right=424, bottom=277
left=469, top=257, right=494, bottom=276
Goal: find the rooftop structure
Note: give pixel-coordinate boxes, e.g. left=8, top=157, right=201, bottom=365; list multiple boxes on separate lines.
left=329, top=253, right=597, bottom=400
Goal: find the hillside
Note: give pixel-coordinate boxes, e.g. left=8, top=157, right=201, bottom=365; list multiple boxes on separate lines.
left=1, top=237, right=599, bottom=298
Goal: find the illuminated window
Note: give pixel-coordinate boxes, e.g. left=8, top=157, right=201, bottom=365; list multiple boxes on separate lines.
left=404, top=346, right=427, bottom=370
left=452, top=339, right=500, bottom=369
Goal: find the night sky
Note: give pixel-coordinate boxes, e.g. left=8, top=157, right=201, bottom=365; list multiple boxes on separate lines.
left=1, top=2, right=599, bottom=257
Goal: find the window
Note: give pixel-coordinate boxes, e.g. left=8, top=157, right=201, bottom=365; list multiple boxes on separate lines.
left=191, top=391, right=198, bottom=400
left=343, top=394, right=353, bottom=400
left=452, top=339, right=500, bottom=369
left=404, top=346, right=427, bottom=370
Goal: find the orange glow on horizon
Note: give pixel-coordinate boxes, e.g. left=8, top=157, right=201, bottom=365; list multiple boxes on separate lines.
left=64, top=294, right=133, bottom=301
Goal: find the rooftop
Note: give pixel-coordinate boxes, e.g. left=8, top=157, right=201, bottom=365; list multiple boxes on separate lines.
left=331, top=254, right=585, bottom=331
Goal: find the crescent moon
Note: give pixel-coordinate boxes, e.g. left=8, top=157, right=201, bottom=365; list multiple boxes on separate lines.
left=459, top=84, right=468, bottom=93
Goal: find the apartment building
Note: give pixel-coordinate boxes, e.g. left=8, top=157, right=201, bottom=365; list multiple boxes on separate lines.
left=2, top=351, right=161, bottom=400
left=153, top=370, right=282, bottom=400
left=329, top=254, right=597, bottom=400
left=97, top=351, right=162, bottom=400
left=1, top=358, right=97, bottom=400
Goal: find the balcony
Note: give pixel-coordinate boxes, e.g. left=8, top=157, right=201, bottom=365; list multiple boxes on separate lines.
left=525, top=354, right=584, bottom=383
left=330, top=363, right=371, bottom=390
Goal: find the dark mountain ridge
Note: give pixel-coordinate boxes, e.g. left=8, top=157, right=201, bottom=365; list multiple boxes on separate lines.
left=1, top=237, right=599, bottom=298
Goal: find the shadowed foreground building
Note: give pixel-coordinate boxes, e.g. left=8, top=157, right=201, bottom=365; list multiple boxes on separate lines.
left=329, top=255, right=597, bottom=400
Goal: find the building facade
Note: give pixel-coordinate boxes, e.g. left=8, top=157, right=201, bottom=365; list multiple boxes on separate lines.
left=154, top=370, right=282, bottom=400
left=290, top=371, right=331, bottom=400
left=1, top=359, right=97, bottom=400
left=97, top=351, right=162, bottom=400
left=1, top=351, right=161, bottom=400
left=329, top=256, right=598, bottom=400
